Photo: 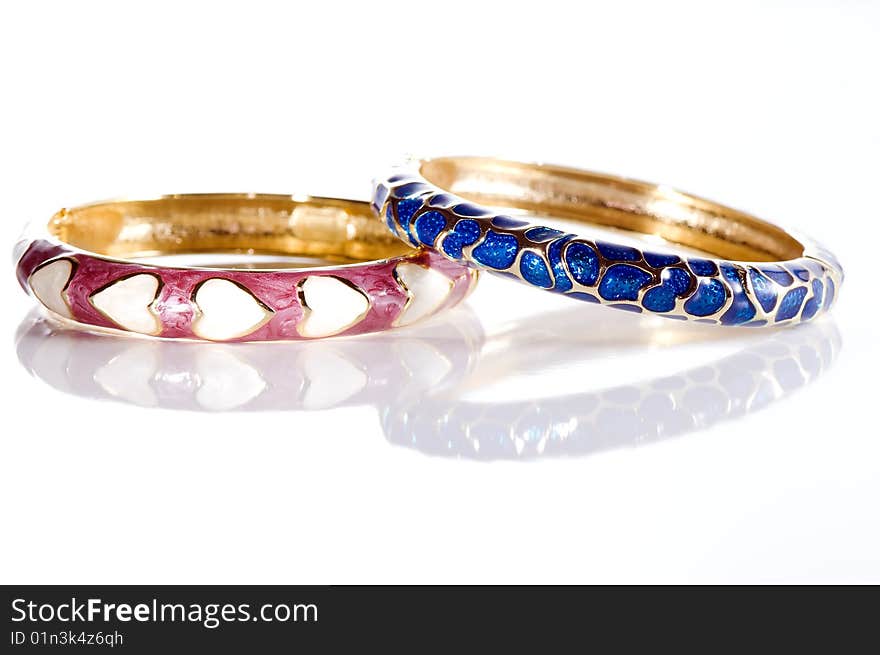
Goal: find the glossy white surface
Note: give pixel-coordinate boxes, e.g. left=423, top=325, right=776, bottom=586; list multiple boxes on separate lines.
left=1, top=1, right=877, bottom=584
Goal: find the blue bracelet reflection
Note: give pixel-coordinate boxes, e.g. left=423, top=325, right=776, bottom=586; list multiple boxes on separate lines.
left=383, top=317, right=841, bottom=459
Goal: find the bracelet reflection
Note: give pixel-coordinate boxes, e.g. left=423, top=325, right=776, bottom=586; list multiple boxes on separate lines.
left=15, top=309, right=484, bottom=411
left=383, top=314, right=841, bottom=459
left=16, top=307, right=840, bottom=460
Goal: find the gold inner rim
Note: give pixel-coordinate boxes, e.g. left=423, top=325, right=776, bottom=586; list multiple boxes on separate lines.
left=419, top=157, right=804, bottom=262
left=49, top=194, right=412, bottom=263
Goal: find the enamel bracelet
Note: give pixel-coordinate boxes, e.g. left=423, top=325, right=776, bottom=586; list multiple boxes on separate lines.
left=15, top=194, right=477, bottom=341
left=373, top=157, right=842, bottom=327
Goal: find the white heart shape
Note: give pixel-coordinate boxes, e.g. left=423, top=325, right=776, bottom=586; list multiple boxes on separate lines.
left=297, top=276, right=369, bottom=338
left=90, top=273, right=162, bottom=334
left=394, top=263, right=453, bottom=327
left=30, top=259, right=74, bottom=319
left=192, top=278, right=273, bottom=341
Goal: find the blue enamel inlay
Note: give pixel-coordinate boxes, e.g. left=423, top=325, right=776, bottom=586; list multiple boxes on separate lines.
left=455, top=219, right=481, bottom=243
left=800, top=279, right=825, bottom=321
left=641, top=281, right=676, bottom=313
left=440, top=219, right=481, bottom=259
left=644, top=251, right=681, bottom=268
left=789, top=265, right=810, bottom=282
left=776, top=287, right=808, bottom=322
left=472, top=230, right=519, bottom=269
left=760, top=265, right=794, bottom=287
left=823, top=279, right=835, bottom=310
left=427, top=193, right=457, bottom=208
left=525, top=227, right=564, bottom=243
left=719, top=265, right=756, bottom=325
left=564, top=242, right=599, bottom=286
left=396, top=198, right=423, bottom=232
left=612, top=304, right=643, bottom=313
left=547, top=236, right=573, bottom=292
left=642, top=268, right=692, bottom=313
left=441, top=235, right=463, bottom=259
left=393, top=182, right=429, bottom=198
left=568, top=292, right=599, bottom=303
left=598, top=264, right=652, bottom=301
left=414, top=211, right=446, bottom=246
left=719, top=293, right=756, bottom=325
left=386, top=173, right=412, bottom=184
left=452, top=203, right=491, bottom=217
left=689, top=258, right=718, bottom=276
left=683, top=279, right=727, bottom=316
left=491, top=215, right=529, bottom=229
left=596, top=241, right=640, bottom=261
left=666, top=268, right=692, bottom=295
left=520, top=252, right=553, bottom=288
left=385, top=204, right=397, bottom=234
left=749, top=268, right=778, bottom=313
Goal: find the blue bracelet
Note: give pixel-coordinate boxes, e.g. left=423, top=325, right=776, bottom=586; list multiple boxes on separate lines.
left=373, top=157, right=842, bottom=327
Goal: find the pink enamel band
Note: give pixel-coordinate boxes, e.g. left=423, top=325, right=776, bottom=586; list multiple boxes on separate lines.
left=14, top=194, right=478, bottom=341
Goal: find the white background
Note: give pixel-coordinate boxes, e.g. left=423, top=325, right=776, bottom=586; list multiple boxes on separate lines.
left=1, top=1, right=877, bottom=583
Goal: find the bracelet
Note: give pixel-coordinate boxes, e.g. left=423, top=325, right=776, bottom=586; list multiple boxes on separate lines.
left=373, top=157, right=842, bottom=327
left=15, top=194, right=477, bottom=341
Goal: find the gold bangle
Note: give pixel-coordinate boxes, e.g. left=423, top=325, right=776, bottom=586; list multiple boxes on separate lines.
left=15, top=194, right=477, bottom=341
left=373, top=157, right=841, bottom=327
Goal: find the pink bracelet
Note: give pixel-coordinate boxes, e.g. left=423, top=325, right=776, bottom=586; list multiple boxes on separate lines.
left=15, top=194, right=477, bottom=341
